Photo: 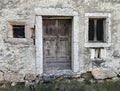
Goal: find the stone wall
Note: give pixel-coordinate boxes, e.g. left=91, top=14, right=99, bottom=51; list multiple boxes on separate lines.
left=0, top=0, right=120, bottom=82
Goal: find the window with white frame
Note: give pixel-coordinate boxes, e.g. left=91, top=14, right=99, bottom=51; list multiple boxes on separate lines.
left=89, top=18, right=105, bottom=42
left=85, top=13, right=111, bottom=47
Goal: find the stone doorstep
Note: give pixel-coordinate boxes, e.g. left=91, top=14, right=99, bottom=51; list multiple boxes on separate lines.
left=42, top=70, right=82, bottom=78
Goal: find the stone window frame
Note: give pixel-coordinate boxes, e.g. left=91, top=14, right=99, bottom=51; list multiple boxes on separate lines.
left=85, top=13, right=111, bottom=48
left=35, top=8, right=80, bottom=75
left=6, top=21, right=33, bottom=44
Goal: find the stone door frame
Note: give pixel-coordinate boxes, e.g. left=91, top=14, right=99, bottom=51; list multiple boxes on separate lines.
left=35, top=8, right=80, bottom=75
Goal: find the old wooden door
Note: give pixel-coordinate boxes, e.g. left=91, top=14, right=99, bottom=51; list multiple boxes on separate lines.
left=43, top=18, right=71, bottom=71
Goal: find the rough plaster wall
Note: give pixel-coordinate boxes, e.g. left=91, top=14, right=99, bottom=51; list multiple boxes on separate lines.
left=0, top=0, right=120, bottom=81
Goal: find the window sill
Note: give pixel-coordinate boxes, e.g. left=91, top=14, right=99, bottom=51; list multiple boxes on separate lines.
left=4, top=38, right=33, bottom=45
left=85, top=43, right=111, bottom=48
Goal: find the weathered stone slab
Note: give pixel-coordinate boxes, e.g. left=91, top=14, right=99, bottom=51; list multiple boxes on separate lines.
left=4, top=72, right=24, bottom=82
left=92, top=68, right=117, bottom=80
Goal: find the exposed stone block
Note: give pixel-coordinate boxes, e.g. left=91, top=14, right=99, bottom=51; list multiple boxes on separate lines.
left=4, top=72, right=24, bottom=82
left=92, top=68, right=117, bottom=80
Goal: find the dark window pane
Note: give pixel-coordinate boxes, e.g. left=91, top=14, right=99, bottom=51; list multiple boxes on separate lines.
left=13, top=25, right=25, bottom=38
left=88, top=18, right=105, bottom=42
left=97, top=19, right=104, bottom=41
left=89, top=19, right=94, bottom=41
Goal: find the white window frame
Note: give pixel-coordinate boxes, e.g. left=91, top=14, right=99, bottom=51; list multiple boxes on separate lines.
left=85, top=13, right=111, bottom=48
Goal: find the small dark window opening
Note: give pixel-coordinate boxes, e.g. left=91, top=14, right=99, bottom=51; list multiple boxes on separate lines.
left=94, top=48, right=101, bottom=59
left=89, top=18, right=105, bottom=42
left=13, top=25, right=25, bottom=38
